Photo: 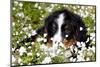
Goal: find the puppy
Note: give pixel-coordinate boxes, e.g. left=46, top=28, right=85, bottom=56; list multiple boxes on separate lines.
left=16, top=9, right=88, bottom=50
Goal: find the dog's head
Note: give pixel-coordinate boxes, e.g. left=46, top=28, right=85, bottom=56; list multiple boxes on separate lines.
left=45, top=9, right=87, bottom=47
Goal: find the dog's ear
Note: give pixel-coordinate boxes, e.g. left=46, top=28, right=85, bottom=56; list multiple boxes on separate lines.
left=45, top=12, right=59, bottom=37
left=45, top=14, right=53, bottom=25
left=45, top=11, right=58, bottom=25
left=75, top=18, right=87, bottom=42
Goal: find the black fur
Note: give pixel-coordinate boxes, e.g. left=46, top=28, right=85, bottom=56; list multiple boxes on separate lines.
left=45, top=9, right=87, bottom=42
left=15, top=9, right=89, bottom=50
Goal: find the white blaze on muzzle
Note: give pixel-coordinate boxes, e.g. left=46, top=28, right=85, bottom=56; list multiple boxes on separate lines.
left=52, top=13, right=64, bottom=50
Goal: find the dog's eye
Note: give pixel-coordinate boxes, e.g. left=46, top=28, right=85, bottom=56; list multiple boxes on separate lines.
left=61, top=24, right=69, bottom=29
left=65, top=30, right=71, bottom=34
left=52, top=23, right=58, bottom=30
left=64, top=26, right=68, bottom=29
left=52, top=23, right=56, bottom=27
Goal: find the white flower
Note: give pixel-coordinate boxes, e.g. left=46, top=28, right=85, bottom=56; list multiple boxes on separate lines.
left=28, top=63, right=31, bottom=65
left=90, top=33, right=95, bottom=38
left=12, top=22, right=15, bottom=26
left=12, top=48, right=15, bottom=51
left=77, top=55, right=85, bottom=61
left=28, top=33, right=31, bottom=37
left=17, top=20, right=20, bottom=22
left=43, top=38, right=47, bottom=42
left=42, top=57, right=51, bottom=64
left=81, top=47, right=87, bottom=51
left=91, top=46, right=95, bottom=53
left=28, top=25, right=32, bottom=29
left=25, top=16, right=31, bottom=20
left=64, top=49, right=72, bottom=58
left=28, top=46, right=32, bottom=49
left=74, top=11, right=77, bottom=14
left=34, top=3, right=38, bottom=8
left=77, top=6, right=80, bottom=8
left=48, top=8, right=52, bottom=12
left=18, top=58, right=22, bottom=63
left=80, top=27, right=83, bottom=31
left=23, top=27, right=28, bottom=31
left=87, top=28, right=90, bottom=31
left=31, top=30, right=37, bottom=36
left=15, top=32, right=18, bottom=35
left=41, top=15, right=44, bottom=18
left=78, top=50, right=83, bottom=56
left=50, top=37, right=53, bottom=41
left=77, top=42, right=81, bottom=47
left=20, top=63, right=23, bottom=65
left=86, top=38, right=90, bottom=43
left=36, top=53, right=40, bottom=57
left=86, top=57, right=90, bottom=61
left=73, top=6, right=76, bottom=9
left=80, top=13, right=87, bottom=17
left=70, top=58, right=76, bottom=62
left=40, top=17, right=43, bottom=20
left=31, top=42, right=34, bottom=45
left=14, top=1, right=18, bottom=5
left=12, top=55, right=16, bottom=62
left=25, top=43, right=28, bottom=45
left=87, top=50, right=93, bottom=56
left=81, top=6, right=85, bottom=9
left=38, top=6, right=41, bottom=10
left=12, top=64, right=15, bottom=66
left=36, top=38, right=42, bottom=42
left=90, top=33, right=95, bottom=41
left=24, top=35, right=27, bottom=38
left=85, top=11, right=89, bottom=16
left=16, top=41, right=19, bottom=44
left=20, top=31, right=23, bottom=34
left=19, top=3, right=23, bottom=7
left=70, top=57, right=73, bottom=62
left=16, top=12, right=24, bottom=18
left=91, top=37, right=95, bottom=42
left=44, top=33, right=47, bottom=37
left=88, top=6, right=93, bottom=9
left=72, top=58, right=77, bottom=62
left=27, top=52, right=32, bottom=56
left=51, top=4, right=55, bottom=7
left=56, top=49, right=61, bottom=54
left=40, top=44, right=48, bottom=51
left=81, top=42, right=85, bottom=47
left=19, top=47, right=26, bottom=55
left=50, top=52, right=56, bottom=57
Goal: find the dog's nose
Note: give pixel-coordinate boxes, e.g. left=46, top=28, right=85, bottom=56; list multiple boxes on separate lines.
left=53, top=41, right=65, bottom=48
left=54, top=41, right=60, bottom=45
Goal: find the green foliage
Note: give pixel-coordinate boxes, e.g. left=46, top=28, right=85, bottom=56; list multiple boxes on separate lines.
left=51, top=56, right=65, bottom=64
left=12, top=0, right=96, bottom=66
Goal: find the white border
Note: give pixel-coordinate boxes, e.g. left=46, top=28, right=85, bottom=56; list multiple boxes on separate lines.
left=0, top=0, right=10, bottom=67
left=0, top=0, right=100, bottom=67
left=18, top=0, right=97, bottom=5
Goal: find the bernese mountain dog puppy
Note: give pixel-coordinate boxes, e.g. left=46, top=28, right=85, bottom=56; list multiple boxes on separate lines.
left=16, top=9, right=89, bottom=51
